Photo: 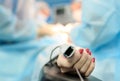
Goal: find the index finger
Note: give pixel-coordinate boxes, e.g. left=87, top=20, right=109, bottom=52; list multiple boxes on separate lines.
left=57, top=48, right=83, bottom=68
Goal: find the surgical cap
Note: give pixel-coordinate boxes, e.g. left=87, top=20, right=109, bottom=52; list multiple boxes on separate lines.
left=0, top=0, right=36, bottom=43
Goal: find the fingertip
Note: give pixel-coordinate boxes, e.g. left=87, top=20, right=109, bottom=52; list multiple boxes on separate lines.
left=86, top=48, right=92, bottom=55
left=79, top=49, right=84, bottom=54
left=92, top=58, right=95, bottom=63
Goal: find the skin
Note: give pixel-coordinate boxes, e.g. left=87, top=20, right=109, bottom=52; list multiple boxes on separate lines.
left=57, top=47, right=95, bottom=77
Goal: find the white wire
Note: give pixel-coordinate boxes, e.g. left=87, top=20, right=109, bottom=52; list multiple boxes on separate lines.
left=75, top=68, right=84, bottom=81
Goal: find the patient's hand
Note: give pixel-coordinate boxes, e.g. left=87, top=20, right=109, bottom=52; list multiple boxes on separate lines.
left=57, top=47, right=95, bottom=77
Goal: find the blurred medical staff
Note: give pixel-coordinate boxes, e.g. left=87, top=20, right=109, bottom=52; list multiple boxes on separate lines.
left=71, top=0, right=120, bottom=81
left=0, top=0, right=95, bottom=81
left=35, top=1, right=51, bottom=26
left=0, top=0, right=57, bottom=81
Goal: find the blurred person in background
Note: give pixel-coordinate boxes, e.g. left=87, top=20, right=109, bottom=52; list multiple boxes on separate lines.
left=35, top=1, right=51, bottom=26
left=71, top=0, right=82, bottom=23
left=70, top=0, right=120, bottom=81
left=0, top=0, right=57, bottom=81
left=0, top=0, right=95, bottom=81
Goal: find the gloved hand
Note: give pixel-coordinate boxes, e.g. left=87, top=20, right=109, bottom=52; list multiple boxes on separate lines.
left=57, top=47, right=95, bottom=77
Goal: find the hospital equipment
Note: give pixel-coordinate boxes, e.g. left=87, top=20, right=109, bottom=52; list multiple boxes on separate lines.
left=38, top=0, right=74, bottom=24
left=39, top=44, right=102, bottom=81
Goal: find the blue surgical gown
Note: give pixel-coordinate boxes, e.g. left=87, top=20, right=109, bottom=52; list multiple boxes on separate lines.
left=0, top=37, right=57, bottom=81
left=0, top=0, right=58, bottom=81
left=71, top=0, right=120, bottom=81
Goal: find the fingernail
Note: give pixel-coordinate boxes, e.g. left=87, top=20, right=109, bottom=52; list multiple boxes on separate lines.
left=86, top=48, right=91, bottom=55
left=92, top=58, right=95, bottom=63
left=79, top=49, right=84, bottom=54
